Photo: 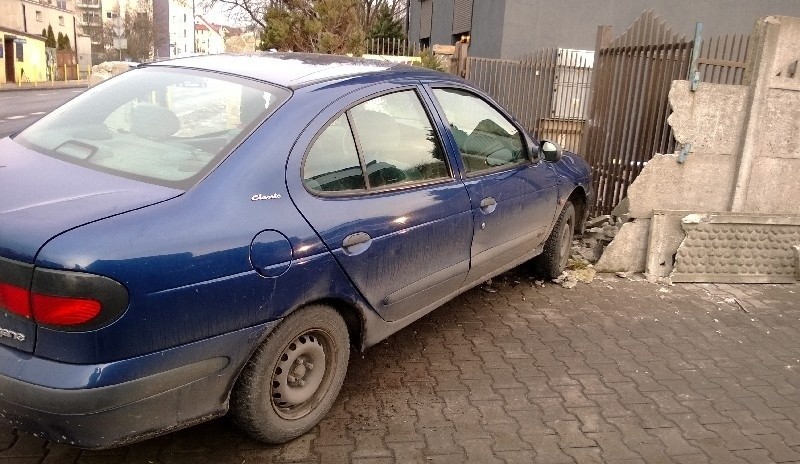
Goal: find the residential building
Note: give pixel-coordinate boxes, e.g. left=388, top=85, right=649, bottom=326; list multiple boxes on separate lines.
left=0, top=0, right=81, bottom=83
left=0, top=0, right=77, bottom=49
left=407, top=0, right=800, bottom=58
left=194, top=15, right=225, bottom=55
left=153, top=0, right=194, bottom=59
left=0, top=26, right=47, bottom=83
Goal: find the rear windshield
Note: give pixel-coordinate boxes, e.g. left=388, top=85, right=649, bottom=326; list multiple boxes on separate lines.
left=15, top=67, right=290, bottom=189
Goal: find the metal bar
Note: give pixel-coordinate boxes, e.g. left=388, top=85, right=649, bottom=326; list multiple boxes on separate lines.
left=689, top=22, right=703, bottom=90
left=696, top=57, right=747, bottom=69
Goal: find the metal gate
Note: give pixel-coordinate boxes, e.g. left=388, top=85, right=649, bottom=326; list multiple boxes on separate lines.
left=583, top=10, right=751, bottom=215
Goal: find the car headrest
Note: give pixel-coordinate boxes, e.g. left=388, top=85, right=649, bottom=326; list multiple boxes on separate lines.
left=130, top=103, right=180, bottom=139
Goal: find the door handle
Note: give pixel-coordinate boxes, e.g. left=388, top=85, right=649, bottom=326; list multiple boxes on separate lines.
left=342, top=232, right=372, bottom=255
left=479, top=197, right=497, bottom=214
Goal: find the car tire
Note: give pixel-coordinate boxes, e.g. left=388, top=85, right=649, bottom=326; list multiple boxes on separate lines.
left=230, top=304, right=350, bottom=444
left=534, top=201, right=575, bottom=279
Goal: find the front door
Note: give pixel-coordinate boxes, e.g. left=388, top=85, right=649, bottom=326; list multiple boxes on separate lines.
left=290, top=87, right=473, bottom=322
left=429, top=87, right=560, bottom=287
left=4, top=38, right=15, bottom=83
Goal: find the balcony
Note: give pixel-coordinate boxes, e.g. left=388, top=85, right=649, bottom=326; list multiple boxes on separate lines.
left=75, top=0, right=101, bottom=8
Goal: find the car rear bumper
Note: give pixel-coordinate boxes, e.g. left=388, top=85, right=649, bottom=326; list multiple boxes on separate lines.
left=0, top=320, right=278, bottom=449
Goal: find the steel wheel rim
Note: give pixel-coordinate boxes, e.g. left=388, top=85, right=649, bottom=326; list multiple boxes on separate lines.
left=271, top=329, right=336, bottom=420
left=558, top=218, right=573, bottom=271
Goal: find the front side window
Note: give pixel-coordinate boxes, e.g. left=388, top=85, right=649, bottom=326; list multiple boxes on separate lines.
left=15, top=67, right=289, bottom=189
left=303, top=89, right=449, bottom=194
left=432, top=88, right=526, bottom=175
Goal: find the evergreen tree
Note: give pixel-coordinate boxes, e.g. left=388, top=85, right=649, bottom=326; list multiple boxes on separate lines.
left=63, top=35, right=71, bottom=50
left=57, top=32, right=64, bottom=50
left=259, top=0, right=364, bottom=55
left=46, top=25, right=56, bottom=48
left=42, top=28, right=47, bottom=39
left=367, top=5, right=403, bottom=41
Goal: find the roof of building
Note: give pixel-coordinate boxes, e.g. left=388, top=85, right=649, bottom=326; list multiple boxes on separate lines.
left=145, top=52, right=421, bottom=88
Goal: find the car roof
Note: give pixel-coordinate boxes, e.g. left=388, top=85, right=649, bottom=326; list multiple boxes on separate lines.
left=145, top=52, right=445, bottom=89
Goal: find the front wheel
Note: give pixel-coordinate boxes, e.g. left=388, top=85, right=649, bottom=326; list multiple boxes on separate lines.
left=230, top=305, right=350, bottom=444
left=534, top=201, right=575, bottom=279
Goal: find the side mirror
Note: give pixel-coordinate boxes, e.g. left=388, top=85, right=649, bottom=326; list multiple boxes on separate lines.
left=539, top=140, right=563, bottom=162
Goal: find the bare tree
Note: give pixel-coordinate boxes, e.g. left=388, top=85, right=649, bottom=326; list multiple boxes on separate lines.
left=126, top=0, right=154, bottom=61
left=200, top=0, right=406, bottom=33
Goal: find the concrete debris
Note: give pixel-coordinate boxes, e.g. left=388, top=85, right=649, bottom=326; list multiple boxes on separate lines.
left=586, top=215, right=612, bottom=229
left=552, top=272, right=578, bottom=289
left=552, top=256, right=597, bottom=288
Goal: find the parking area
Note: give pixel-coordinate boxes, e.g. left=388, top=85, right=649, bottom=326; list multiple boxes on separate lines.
left=2, top=269, right=799, bottom=463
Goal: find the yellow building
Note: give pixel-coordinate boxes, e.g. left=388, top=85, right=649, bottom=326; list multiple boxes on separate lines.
left=1, top=27, right=48, bottom=84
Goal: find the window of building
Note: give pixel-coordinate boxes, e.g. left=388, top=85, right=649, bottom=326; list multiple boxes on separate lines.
left=56, top=0, right=66, bottom=9
left=432, top=88, right=526, bottom=175
left=59, top=16, right=64, bottom=26
left=35, top=11, right=43, bottom=21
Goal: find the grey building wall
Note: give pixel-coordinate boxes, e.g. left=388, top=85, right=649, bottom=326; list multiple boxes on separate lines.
left=469, top=0, right=505, bottom=58
left=408, top=0, right=800, bottom=59
left=408, top=0, right=420, bottom=42
left=501, top=0, right=800, bottom=58
left=430, top=0, right=455, bottom=45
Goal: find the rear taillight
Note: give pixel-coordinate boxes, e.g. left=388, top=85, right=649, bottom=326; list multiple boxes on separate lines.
left=0, top=281, right=105, bottom=326
left=31, top=293, right=102, bottom=326
left=0, top=282, right=31, bottom=318
left=1, top=263, right=127, bottom=331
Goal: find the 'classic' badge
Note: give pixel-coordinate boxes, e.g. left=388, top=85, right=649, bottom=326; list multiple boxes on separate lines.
left=251, top=193, right=282, bottom=201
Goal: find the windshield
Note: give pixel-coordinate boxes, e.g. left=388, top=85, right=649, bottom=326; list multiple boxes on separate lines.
left=14, top=67, right=290, bottom=189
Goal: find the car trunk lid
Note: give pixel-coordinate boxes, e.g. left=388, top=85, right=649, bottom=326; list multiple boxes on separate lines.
left=0, top=137, right=182, bottom=353
left=0, top=137, right=183, bottom=264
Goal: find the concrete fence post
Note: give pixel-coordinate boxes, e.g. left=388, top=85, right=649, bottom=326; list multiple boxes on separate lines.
left=730, top=16, right=781, bottom=212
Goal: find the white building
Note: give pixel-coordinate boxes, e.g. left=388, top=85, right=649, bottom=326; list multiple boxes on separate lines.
left=0, top=0, right=78, bottom=48
left=153, top=0, right=194, bottom=59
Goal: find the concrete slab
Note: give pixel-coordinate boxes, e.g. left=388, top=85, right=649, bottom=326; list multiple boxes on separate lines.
left=672, top=213, right=800, bottom=283
left=626, top=153, right=737, bottom=219
left=667, top=81, right=747, bottom=153
left=595, top=219, right=650, bottom=272
left=645, top=210, right=691, bottom=279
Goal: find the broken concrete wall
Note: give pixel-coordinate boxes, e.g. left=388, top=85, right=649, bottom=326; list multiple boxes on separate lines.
left=598, top=15, right=800, bottom=282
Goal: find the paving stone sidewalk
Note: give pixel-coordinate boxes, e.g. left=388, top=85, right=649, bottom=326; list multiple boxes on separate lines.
left=1, top=270, right=799, bottom=463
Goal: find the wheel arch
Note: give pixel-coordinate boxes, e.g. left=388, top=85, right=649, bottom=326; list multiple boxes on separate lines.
left=566, top=186, right=589, bottom=235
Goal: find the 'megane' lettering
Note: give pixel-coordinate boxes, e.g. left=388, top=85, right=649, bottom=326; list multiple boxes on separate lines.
left=0, top=327, right=25, bottom=342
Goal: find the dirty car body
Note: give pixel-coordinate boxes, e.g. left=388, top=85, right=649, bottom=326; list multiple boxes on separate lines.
left=0, top=53, right=592, bottom=448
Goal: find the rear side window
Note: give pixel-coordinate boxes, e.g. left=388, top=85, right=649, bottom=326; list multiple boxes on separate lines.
left=432, top=88, right=526, bottom=175
left=303, top=115, right=365, bottom=192
left=303, top=89, right=449, bottom=194
left=15, top=67, right=289, bottom=189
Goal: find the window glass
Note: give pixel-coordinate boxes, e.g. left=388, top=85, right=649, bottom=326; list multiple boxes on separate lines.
left=432, top=88, right=526, bottom=174
left=349, top=90, right=448, bottom=189
left=15, top=67, right=289, bottom=189
left=303, top=115, right=365, bottom=193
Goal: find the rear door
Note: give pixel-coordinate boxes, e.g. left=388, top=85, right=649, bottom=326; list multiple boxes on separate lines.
left=427, top=87, right=560, bottom=287
left=288, top=84, right=473, bottom=322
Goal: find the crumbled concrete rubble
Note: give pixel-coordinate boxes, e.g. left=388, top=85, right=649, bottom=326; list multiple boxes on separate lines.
left=576, top=215, right=623, bottom=263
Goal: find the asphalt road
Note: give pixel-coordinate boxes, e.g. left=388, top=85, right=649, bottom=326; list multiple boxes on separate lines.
left=0, top=88, right=84, bottom=138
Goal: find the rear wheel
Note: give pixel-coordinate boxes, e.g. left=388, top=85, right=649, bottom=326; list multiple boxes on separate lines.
left=534, top=201, right=575, bottom=279
left=230, top=305, right=350, bottom=444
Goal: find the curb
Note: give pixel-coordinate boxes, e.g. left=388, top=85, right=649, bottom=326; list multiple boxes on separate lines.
left=0, top=83, right=88, bottom=92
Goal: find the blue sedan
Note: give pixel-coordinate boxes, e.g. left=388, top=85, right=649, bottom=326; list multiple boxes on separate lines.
left=0, top=53, right=592, bottom=448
